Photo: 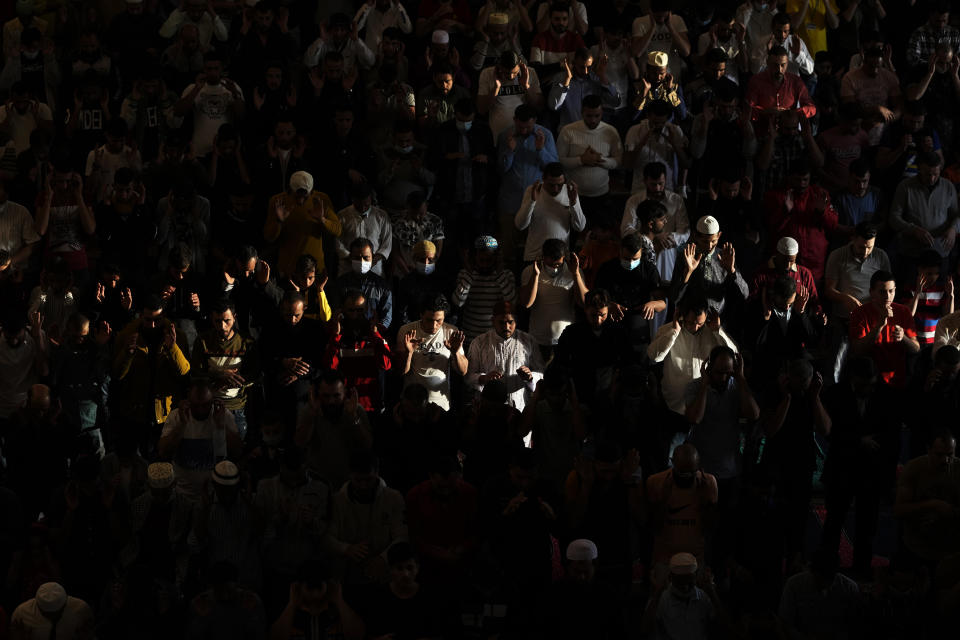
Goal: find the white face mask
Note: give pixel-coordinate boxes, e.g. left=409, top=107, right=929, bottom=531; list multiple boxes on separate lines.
left=352, top=259, right=372, bottom=274
left=621, top=258, right=641, bottom=271
left=360, top=206, right=372, bottom=216
left=397, top=144, right=414, bottom=154
left=456, top=120, right=473, bottom=132
left=543, top=265, right=561, bottom=277
left=416, top=262, right=436, bottom=275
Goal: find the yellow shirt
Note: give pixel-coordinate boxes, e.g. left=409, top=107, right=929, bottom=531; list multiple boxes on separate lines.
left=786, top=0, right=837, bottom=56
left=263, top=191, right=342, bottom=277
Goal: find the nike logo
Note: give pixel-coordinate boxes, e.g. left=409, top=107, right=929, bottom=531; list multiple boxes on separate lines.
left=666, top=504, right=691, bottom=515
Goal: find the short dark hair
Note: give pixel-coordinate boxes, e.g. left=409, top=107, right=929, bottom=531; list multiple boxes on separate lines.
left=387, top=541, right=417, bottom=566
left=294, top=254, right=318, bottom=275
left=678, top=294, right=710, bottom=317
left=585, top=288, right=611, bottom=309
left=917, top=150, right=942, bottom=167
left=705, top=47, right=728, bottom=65
left=582, top=94, right=603, bottom=110
left=430, top=61, right=454, bottom=77
left=854, top=221, right=878, bottom=240
left=209, top=299, right=236, bottom=316
left=869, top=270, right=895, bottom=289
left=643, top=162, right=667, bottom=180
left=918, top=248, right=942, bottom=269
left=349, top=237, right=374, bottom=253
left=498, top=51, right=520, bottom=69
left=849, top=158, right=870, bottom=178
left=771, top=274, right=797, bottom=300
left=709, top=344, right=736, bottom=364
left=542, top=238, right=566, bottom=259
left=514, top=104, right=537, bottom=122
left=935, top=345, right=960, bottom=367
left=422, top=293, right=450, bottom=314
left=773, top=12, right=791, bottom=26
left=544, top=162, right=564, bottom=179
left=769, top=45, right=789, bottom=58
left=621, top=232, right=642, bottom=254
left=349, top=448, right=379, bottom=474
left=636, top=199, right=668, bottom=225
left=169, top=243, right=193, bottom=270
left=454, top=97, right=475, bottom=116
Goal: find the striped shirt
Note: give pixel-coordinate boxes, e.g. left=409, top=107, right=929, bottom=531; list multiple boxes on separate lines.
left=903, top=284, right=946, bottom=344
left=452, top=268, right=517, bottom=340
left=0, top=200, right=39, bottom=255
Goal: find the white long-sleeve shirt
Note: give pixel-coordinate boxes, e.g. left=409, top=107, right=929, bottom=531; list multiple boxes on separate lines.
left=557, top=120, right=622, bottom=197
left=759, top=35, right=814, bottom=76
left=648, top=324, right=738, bottom=415
left=336, top=205, right=393, bottom=276
left=304, top=37, right=376, bottom=71
left=159, top=10, right=228, bottom=49
left=514, top=184, right=586, bottom=261
left=466, top=328, right=544, bottom=412
left=354, top=2, right=413, bottom=50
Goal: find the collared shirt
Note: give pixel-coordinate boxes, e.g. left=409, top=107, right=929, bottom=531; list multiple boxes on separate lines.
left=336, top=205, right=393, bottom=276
left=514, top=183, right=587, bottom=261
left=648, top=325, right=738, bottom=415
left=656, top=587, right=714, bottom=640
left=824, top=244, right=891, bottom=318
left=762, top=186, right=838, bottom=281
left=547, top=73, right=621, bottom=129
left=889, top=176, right=960, bottom=258
left=849, top=302, right=917, bottom=387
left=465, top=328, right=544, bottom=411
left=685, top=377, right=743, bottom=480
left=557, top=120, right=622, bottom=197
left=746, top=70, right=817, bottom=120
left=497, top=124, right=559, bottom=214
left=671, top=245, right=750, bottom=315
left=751, top=262, right=821, bottom=313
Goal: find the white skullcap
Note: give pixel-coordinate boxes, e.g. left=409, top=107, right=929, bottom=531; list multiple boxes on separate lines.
left=696, top=215, right=720, bottom=235
left=566, top=539, right=598, bottom=561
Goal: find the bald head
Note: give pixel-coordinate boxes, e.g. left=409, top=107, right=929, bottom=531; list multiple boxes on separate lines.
left=671, top=443, right=700, bottom=473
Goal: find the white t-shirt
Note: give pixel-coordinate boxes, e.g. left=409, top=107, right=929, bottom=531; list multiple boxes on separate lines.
left=478, top=65, right=542, bottom=142
left=85, top=145, right=141, bottom=204
left=399, top=321, right=464, bottom=411
left=521, top=263, right=575, bottom=345
left=0, top=102, right=52, bottom=154
left=160, top=409, right=238, bottom=499
left=625, top=120, right=686, bottom=192
left=632, top=14, right=688, bottom=77
left=181, top=81, right=242, bottom=157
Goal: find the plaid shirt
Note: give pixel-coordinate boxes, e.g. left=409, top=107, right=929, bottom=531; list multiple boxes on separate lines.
left=906, top=24, right=960, bottom=66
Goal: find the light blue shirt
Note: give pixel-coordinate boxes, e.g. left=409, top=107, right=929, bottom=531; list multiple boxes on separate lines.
left=497, top=124, right=558, bottom=214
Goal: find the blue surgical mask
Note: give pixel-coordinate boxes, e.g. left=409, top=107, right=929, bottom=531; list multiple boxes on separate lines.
left=456, top=120, right=473, bottom=132
left=621, top=258, right=641, bottom=271
left=416, top=262, right=436, bottom=275
left=397, top=145, right=414, bottom=154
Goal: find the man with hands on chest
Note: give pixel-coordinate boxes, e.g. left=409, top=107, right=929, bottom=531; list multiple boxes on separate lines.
left=466, top=300, right=544, bottom=412
left=850, top=270, right=920, bottom=388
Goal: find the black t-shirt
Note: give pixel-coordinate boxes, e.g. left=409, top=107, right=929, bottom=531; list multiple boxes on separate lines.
left=594, top=257, right=662, bottom=345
